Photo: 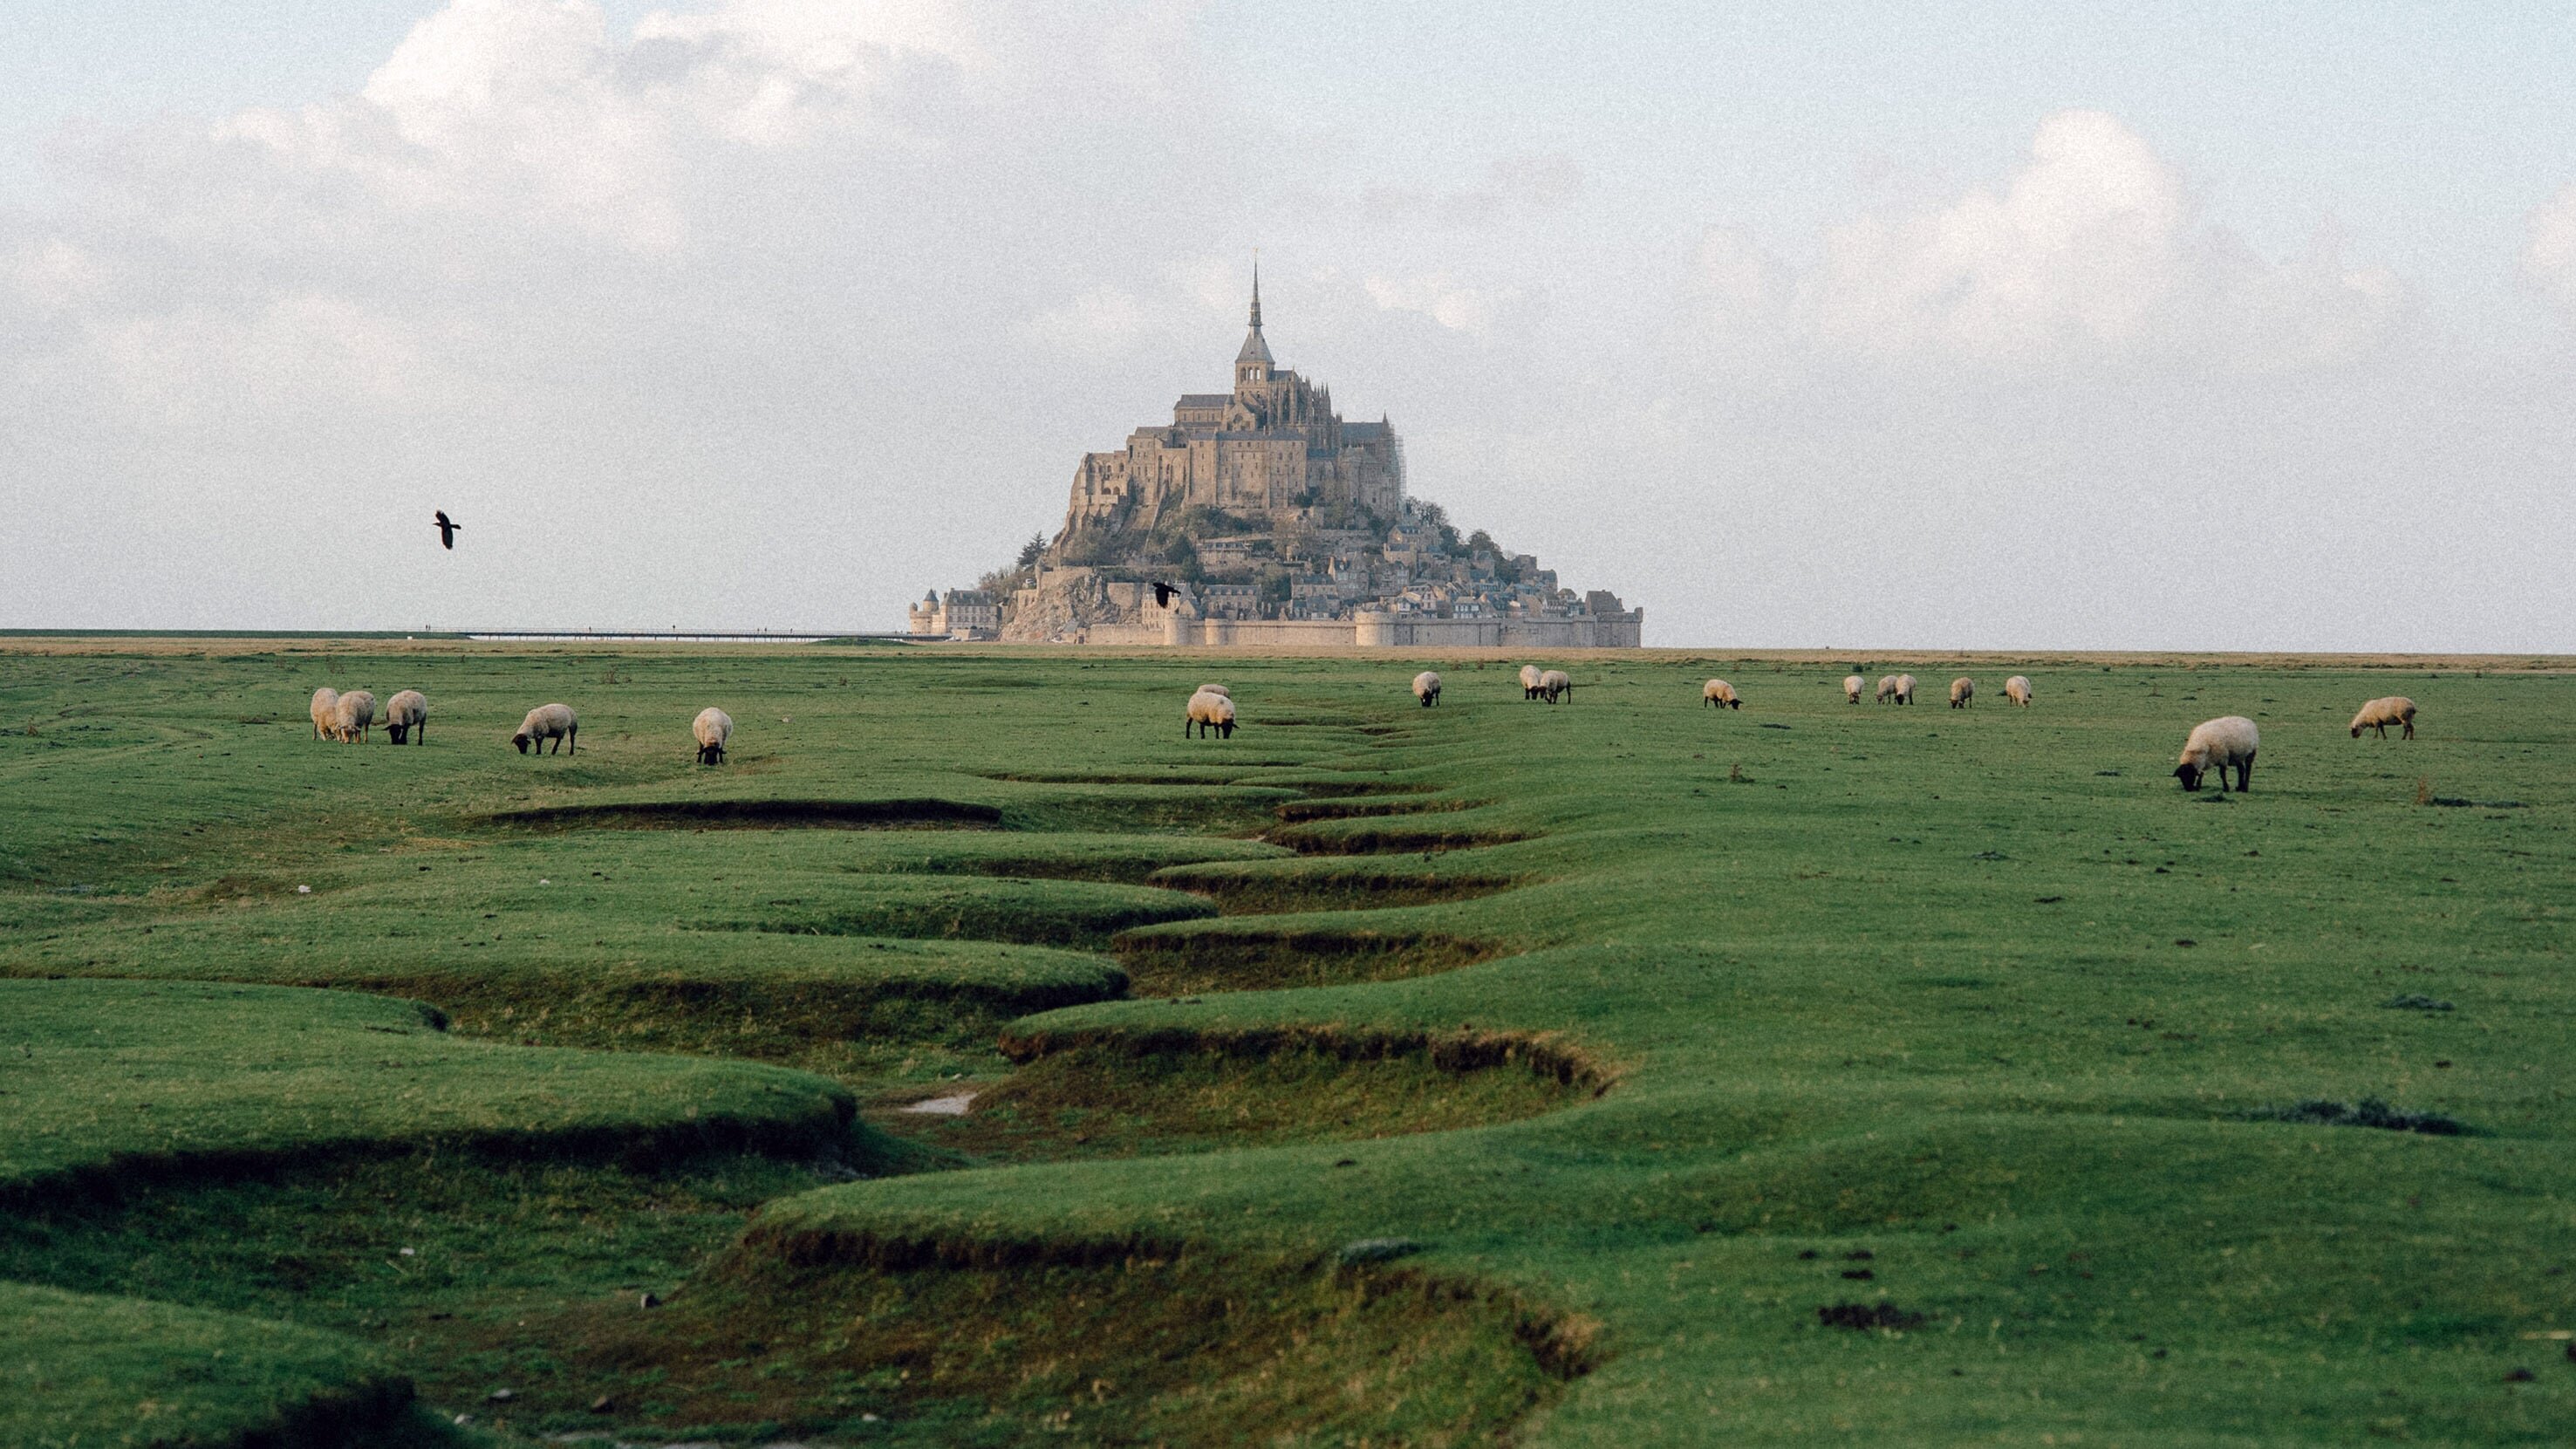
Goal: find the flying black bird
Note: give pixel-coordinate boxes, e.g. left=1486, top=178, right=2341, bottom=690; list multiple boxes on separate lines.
left=434, top=511, right=461, bottom=550
left=1151, top=580, right=1177, bottom=608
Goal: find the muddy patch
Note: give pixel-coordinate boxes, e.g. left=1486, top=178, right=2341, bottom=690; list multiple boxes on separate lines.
left=1110, top=919, right=1508, bottom=994
left=471, top=1236, right=1599, bottom=1444
left=480, top=798, right=1003, bottom=831
left=1268, top=820, right=1541, bottom=856
left=1145, top=861, right=1522, bottom=916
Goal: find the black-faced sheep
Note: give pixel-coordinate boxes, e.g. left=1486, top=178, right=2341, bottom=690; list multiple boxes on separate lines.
left=693, top=707, right=733, bottom=765
left=383, top=690, right=427, bottom=745
left=2175, top=715, right=2258, bottom=793
left=1539, top=669, right=1572, bottom=704
left=1703, top=678, right=1739, bottom=709
left=1186, top=689, right=1236, bottom=739
left=309, top=687, right=339, bottom=741
left=2349, top=696, right=2417, bottom=740
left=513, top=703, right=577, bottom=755
left=1413, top=671, right=1442, bottom=707
left=1520, top=664, right=1543, bottom=701
left=1949, top=676, right=1975, bottom=708
left=1843, top=673, right=1865, bottom=704
left=2004, top=675, right=2033, bottom=707
left=330, top=689, right=377, bottom=744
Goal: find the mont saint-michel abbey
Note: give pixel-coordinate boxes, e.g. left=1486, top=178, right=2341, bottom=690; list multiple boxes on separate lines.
left=910, top=274, right=1643, bottom=648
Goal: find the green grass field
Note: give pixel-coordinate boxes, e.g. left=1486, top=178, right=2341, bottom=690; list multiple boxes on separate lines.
left=3, top=640, right=2571, bottom=1445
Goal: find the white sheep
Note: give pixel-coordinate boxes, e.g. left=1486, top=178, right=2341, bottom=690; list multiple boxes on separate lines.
left=1843, top=673, right=1865, bottom=705
left=2349, top=696, right=2417, bottom=740
left=329, top=689, right=377, bottom=744
left=1895, top=673, right=1917, bottom=705
left=693, top=707, right=734, bottom=765
left=2004, top=675, right=2033, bottom=707
left=513, top=703, right=578, bottom=755
left=1185, top=689, right=1236, bottom=739
left=1539, top=668, right=1572, bottom=704
left=1702, top=678, right=1739, bottom=710
left=309, top=687, right=339, bottom=741
left=2175, top=715, right=2259, bottom=793
left=1949, top=676, right=1975, bottom=709
left=1520, top=664, right=1544, bottom=701
left=1412, top=671, right=1443, bottom=707
left=1875, top=674, right=1899, bottom=704
left=382, top=690, right=427, bottom=745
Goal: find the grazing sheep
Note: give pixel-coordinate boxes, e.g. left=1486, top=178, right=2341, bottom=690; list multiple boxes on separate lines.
left=329, top=689, right=377, bottom=744
left=513, top=703, right=578, bottom=755
left=1875, top=674, right=1899, bottom=704
left=693, top=707, right=733, bottom=765
left=1412, top=671, right=1443, bottom=707
left=2349, top=696, right=2417, bottom=740
left=1539, top=669, right=1573, bottom=704
left=1949, top=677, right=1975, bottom=708
left=309, top=687, right=339, bottom=741
left=1702, top=678, right=1739, bottom=710
left=1520, top=664, right=1544, bottom=701
left=1843, top=673, right=1865, bottom=705
left=1895, top=673, right=1917, bottom=704
left=2175, top=715, right=2259, bottom=793
left=382, top=690, right=427, bottom=745
left=2005, top=675, right=2033, bottom=707
left=1185, top=689, right=1236, bottom=739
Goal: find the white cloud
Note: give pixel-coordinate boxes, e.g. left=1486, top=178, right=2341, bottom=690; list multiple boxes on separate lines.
left=1363, top=270, right=1523, bottom=335
left=2521, top=183, right=2576, bottom=313
left=1693, top=111, right=2403, bottom=374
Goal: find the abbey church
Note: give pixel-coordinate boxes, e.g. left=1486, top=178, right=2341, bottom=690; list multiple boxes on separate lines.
left=1062, top=275, right=1404, bottom=530
left=912, top=273, right=1642, bottom=649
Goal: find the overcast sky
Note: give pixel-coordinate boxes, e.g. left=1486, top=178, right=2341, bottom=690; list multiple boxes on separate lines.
left=5, top=1, right=2574, bottom=649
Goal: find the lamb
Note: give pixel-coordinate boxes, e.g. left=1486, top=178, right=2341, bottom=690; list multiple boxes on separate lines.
left=329, top=689, right=377, bottom=744
left=512, top=703, right=578, bottom=755
left=2349, top=696, right=2417, bottom=740
left=2004, top=675, right=2033, bottom=707
left=1949, top=676, right=1975, bottom=708
left=1412, top=671, right=1443, bottom=707
left=309, top=687, right=339, bottom=741
left=693, top=707, right=734, bottom=765
left=1185, top=689, right=1236, bottom=739
left=1520, top=664, right=1544, bottom=701
left=1539, top=668, right=1572, bottom=704
left=382, top=690, right=427, bottom=745
left=1702, top=678, right=1739, bottom=710
left=1843, top=673, right=1865, bottom=704
left=2174, top=715, right=2259, bottom=793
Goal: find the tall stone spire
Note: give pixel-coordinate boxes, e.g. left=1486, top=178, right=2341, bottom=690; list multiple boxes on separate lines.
left=1233, top=256, right=1274, bottom=375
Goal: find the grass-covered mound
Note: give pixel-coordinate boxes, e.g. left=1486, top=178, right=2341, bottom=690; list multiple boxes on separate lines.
left=0, top=978, right=862, bottom=1203
left=0, top=1281, right=449, bottom=1448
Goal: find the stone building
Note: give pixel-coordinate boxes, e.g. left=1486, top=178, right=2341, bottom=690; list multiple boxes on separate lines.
left=1063, top=270, right=1403, bottom=530
left=905, top=588, right=1000, bottom=639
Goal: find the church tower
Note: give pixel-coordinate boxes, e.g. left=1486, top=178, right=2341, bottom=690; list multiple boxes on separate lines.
left=1233, top=263, right=1273, bottom=392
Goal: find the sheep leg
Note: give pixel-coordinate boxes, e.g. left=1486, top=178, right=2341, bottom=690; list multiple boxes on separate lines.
left=2236, top=758, right=2252, bottom=793
left=2402, top=720, right=2415, bottom=740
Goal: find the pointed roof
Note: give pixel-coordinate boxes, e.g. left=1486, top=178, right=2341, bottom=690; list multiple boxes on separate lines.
left=1234, top=261, right=1273, bottom=367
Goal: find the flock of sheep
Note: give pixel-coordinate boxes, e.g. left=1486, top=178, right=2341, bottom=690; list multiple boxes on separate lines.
left=1196, top=667, right=2426, bottom=798
left=302, top=666, right=2422, bottom=795
left=303, top=686, right=737, bottom=764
